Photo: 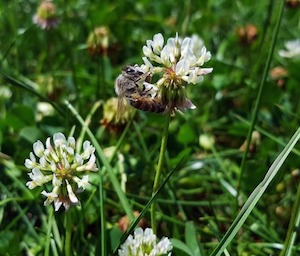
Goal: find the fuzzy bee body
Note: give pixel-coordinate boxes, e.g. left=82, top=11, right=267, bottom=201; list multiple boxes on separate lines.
left=115, top=65, right=166, bottom=115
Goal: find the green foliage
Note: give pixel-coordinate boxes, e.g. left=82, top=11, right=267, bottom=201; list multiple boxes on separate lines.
left=1, top=0, right=300, bottom=255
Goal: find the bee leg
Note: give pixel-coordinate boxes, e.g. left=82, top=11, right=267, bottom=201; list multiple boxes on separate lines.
left=140, top=82, right=158, bottom=97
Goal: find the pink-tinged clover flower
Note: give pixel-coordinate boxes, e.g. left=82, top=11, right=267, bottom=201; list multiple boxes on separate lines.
left=33, top=0, right=59, bottom=30
left=86, top=26, right=116, bottom=56
left=25, top=132, right=98, bottom=211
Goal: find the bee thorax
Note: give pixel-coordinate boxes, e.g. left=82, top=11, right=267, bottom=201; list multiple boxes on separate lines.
left=115, top=65, right=167, bottom=115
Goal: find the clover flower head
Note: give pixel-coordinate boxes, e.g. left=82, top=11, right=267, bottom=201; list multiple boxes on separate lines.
left=118, top=227, right=172, bottom=256
left=101, top=97, right=134, bottom=133
left=87, top=26, right=115, bottom=56
left=236, top=24, right=258, bottom=45
left=33, top=0, right=59, bottom=30
left=286, top=0, right=300, bottom=9
left=279, top=39, right=300, bottom=59
left=25, top=132, right=98, bottom=211
left=142, top=33, right=213, bottom=113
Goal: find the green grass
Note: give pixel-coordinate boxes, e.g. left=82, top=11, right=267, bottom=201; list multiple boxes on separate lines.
left=1, top=0, right=300, bottom=255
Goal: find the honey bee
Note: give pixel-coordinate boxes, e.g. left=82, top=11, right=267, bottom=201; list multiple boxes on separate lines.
left=115, top=65, right=166, bottom=117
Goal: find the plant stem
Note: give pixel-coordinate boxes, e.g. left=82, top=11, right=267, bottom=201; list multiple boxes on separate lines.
left=151, top=113, right=171, bottom=233
left=99, top=166, right=107, bottom=256
left=44, top=207, right=54, bottom=256
left=280, top=182, right=300, bottom=256
left=65, top=211, right=71, bottom=256
left=237, top=0, right=285, bottom=195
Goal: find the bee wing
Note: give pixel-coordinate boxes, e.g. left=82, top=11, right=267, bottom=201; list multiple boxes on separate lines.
left=116, top=95, right=128, bottom=121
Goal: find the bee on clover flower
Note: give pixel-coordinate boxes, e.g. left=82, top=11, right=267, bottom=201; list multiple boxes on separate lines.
left=115, top=33, right=213, bottom=116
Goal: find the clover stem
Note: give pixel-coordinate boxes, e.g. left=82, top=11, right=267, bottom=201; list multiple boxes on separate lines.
left=151, top=112, right=171, bottom=233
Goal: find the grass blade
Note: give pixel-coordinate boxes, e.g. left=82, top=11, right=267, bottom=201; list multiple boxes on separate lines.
left=65, top=100, right=134, bottom=220
left=111, top=155, right=188, bottom=255
left=210, top=126, right=300, bottom=256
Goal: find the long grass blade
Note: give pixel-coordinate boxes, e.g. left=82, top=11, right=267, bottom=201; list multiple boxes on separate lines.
left=111, top=155, right=188, bottom=255
left=238, top=0, right=285, bottom=192
left=280, top=182, right=300, bottom=256
left=0, top=71, right=66, bottom=118
left=65, top=100, right=134, bottom=220
left=210, top=126, right=300, bottom=256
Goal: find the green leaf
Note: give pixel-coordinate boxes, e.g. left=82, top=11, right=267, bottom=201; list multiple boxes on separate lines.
left=185, top=221, right=203, bottom=256
left=177, top=123, right=195, bottom=144
left=19, top=126, right=43, bottom=144
left=107, top=228, right=123, bottom=254
left=5, top=105, right=35, bottom=131
left=170, top=238, right=193, bottom=256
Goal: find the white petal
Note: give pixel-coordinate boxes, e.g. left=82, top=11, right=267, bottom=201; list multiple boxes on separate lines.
left=165, top=38, right=177, bottom=63
left=45, top=137, right=51, bottom=149
left=82, top=140, right=95, bottom=158
left=25, top=159, right=34, bottom=169
left=87, top=154, right=96, bottom=167
left=25, top=153, right=36, bottom=169
left=74, top=175, right=90, bottom=190
left=53, top=132, right=66, bottom=147
left=142, top=57, right=153, bottom=69
left=199, top=67, right=213, bottom=75
left=156, top=237, right=173, bottom=253
left=191, top=34, right=204, bottom=55
left=66, top=181, right=79, bottom=204
left=50, top=161, right=57, bottom=172
left=176, top=59, right=189, bottom=76
left=52, top=174, right=62, bottom=187
left=181, top=37, right=192, bottom=57
left=152, top=33, right=164, bottom=54
left=30, top=152, right=36, bottom=161
left=66, top=146, right=74, bottom=156
left=67, top=137, right=76, bottom=149
left=157, top=77, right=166, bottom=87
left=42, top=189, right=58, bottom=207
left=75, top=154, right=83, bottom=165
left=160, top=46, right=171, bottom=67
left=28, top=167, right=46, bottom=185
left=63, top=156, right=70, bottom=170
left=33, top=140, right=45, bottom=157
left=54, top=200, right=63, bottom=211
left=142, top=45, right=153, bottom=58
left=26, top=181, right=36, bottom=189
left=196, top=47, right=211, bottom=65
left=39, top=156, right=47, bottom=168
left=44, top=148, right=50, bottom=157
left=134, top=227, right=144, bottom=238
left=204, top=50, right=212, bottom=62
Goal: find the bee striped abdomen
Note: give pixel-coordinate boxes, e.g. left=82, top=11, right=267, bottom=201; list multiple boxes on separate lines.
left=129, top=98, right=166, bottom=113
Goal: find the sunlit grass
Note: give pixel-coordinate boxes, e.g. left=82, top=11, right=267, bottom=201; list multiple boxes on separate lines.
left=1, top=0, right=300, bottom=255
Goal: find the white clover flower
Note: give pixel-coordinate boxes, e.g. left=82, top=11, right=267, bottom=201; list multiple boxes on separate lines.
left=279, top=39, right=300, bottom=58
left=118, top=227, right=172, bottom=256
left=142, top=33, right=213, bottom=113
left=25, top=132, right=98, bottom=211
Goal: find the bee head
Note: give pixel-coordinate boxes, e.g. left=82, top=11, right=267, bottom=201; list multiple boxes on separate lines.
left=122, top=65, right=144, bottom=76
